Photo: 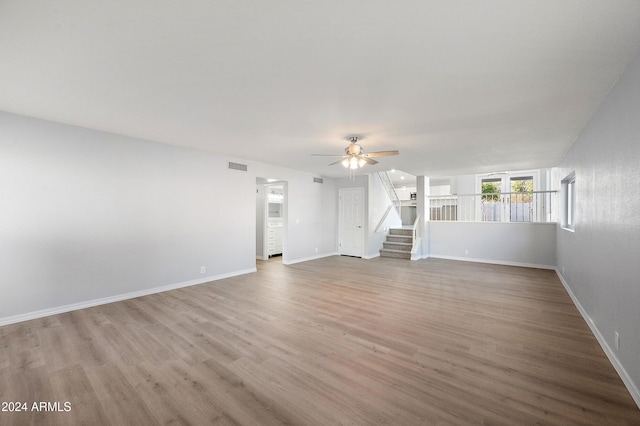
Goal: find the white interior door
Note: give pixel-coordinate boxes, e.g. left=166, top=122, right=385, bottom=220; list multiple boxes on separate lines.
left=339, top=187, right=364, bottom=257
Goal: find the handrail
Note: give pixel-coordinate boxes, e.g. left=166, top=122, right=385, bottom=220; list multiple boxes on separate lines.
left=375, top=205, right=393, bottom=233
left=430, top=190, right=558, bottom=197
left=428, top=190, right=558, bottom=222
left=377, top=171, right=399, bottom=201
left=378, top=171, right=401, bottom=219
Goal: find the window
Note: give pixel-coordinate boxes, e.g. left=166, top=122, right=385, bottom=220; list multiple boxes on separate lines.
left=509, top=176, right=534, bottom=222
left=477, top=171, right=539, bottom=222
left=562, top=172, right=576, bottom=231
left=480, top=178, right=502, bottom=221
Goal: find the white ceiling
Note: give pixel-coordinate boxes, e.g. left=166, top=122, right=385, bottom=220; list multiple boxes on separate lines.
left=2, top=1, right=639, bottom=178
left=387, top=170, right=417, bottom=187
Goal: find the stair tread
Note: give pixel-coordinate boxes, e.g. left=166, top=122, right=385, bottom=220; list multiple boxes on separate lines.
left=380, top=248, right=412, bottom=253
left=379, top=249, right=412, bottom=259
left=384, top=241, right=412, bottom=246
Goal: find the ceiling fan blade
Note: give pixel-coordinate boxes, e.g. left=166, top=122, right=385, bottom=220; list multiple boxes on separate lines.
left=362, top=157, right=378, bottom=165
left=328, top=158, right=347, bottom=166
left=366, top=150, right=399, bottom=158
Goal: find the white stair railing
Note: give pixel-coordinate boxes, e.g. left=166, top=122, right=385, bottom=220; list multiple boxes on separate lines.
left=428, top=190, right=558, bottom=223
left=375, top=205, right=393, bottom=233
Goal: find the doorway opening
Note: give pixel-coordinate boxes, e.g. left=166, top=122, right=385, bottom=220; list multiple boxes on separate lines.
left=256, top=178, right=287, bottom=265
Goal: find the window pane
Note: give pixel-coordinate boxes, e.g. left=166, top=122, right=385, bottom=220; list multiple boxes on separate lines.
left=567, top=180, right=575, bottom=227
left=562, top=172, right=575, bottom=230
left=481, top=178, right=502, bottom=221
left=510, top=176, right=534, bottom=222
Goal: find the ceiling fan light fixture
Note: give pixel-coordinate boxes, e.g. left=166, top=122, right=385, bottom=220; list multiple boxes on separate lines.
left=349, top=156, right=359, bottom=169
left=312, top=136, right=398, bottom=176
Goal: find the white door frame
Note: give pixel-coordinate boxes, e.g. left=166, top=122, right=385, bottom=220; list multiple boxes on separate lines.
left=258, top=181, right=287, bottom=261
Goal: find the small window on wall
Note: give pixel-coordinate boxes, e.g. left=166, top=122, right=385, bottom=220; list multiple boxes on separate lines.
left=562, top=172, right=576, bottom=231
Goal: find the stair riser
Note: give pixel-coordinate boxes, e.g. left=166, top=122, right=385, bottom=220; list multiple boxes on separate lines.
left=380, top=251, right=412, bottom=259
left=387, top=236, right=412, bottom=243
left=389, top=229, right=413, bottom=236
left=383, top=243, right=411, bottom=251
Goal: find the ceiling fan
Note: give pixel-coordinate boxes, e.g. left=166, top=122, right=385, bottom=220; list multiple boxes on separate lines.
left=312, top=137, right=399, bottom=170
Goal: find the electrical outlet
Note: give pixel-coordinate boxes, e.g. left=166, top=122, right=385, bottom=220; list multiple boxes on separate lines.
left=200, top=266, right=206, bottom=274
left=315, top=248, right=318, bottom=253
left=615, top=331, right=620, bottom=350
left=464, top=249, right=469, bottom=255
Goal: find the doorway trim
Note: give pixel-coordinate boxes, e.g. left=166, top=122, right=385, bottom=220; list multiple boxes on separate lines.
left=256, top=179, right=288, bottom=262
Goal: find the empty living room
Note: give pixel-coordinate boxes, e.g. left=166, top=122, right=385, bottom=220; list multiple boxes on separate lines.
left=1, top=1, right=640, bottom=425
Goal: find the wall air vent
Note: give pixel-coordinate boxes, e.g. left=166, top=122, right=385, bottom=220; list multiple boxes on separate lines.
left=313, top=177, right=324, bottom=184
left=228, top=162, right=248, bottom=172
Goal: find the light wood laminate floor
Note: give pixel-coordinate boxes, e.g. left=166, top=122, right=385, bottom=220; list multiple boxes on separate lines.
left=1, top=256, right=639, bottom=425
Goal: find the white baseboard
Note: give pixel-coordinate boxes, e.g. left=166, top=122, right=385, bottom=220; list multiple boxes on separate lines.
left=428, top=254, right=555, bottom=270
left=411, top=254, right=430, bottom=260
left=0, top=268, right=257, bottom=327
left=282, top=252, right=338, bottom=265
left=554, top=269, right=640, bottom=409
left=363, top=253, right=380, bottom=260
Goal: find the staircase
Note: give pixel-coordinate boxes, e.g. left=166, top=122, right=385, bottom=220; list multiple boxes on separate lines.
left=380, top=228, right=413, bottom=259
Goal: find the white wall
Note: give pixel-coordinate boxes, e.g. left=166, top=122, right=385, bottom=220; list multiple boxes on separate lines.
left=251, top=165, right=337, bottom=265
left=555, top=52, right=640, bottom=405
left=397, top=185, right=416, bottom=201
left=454, top=174, right=476, bottom=195
left=0, top=112, right=337, bottom=324
left=429, top=222, right=556, bottom=268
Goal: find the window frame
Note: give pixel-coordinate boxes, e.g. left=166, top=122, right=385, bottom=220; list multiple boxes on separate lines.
left=475, top=170, right=540, bottom=222
left=561, top=172, right=576, bottom=232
